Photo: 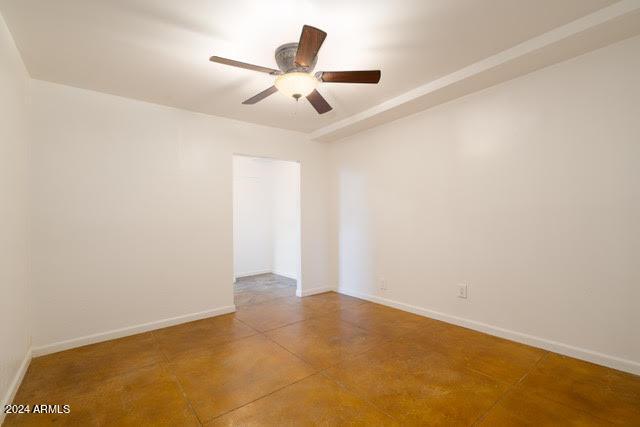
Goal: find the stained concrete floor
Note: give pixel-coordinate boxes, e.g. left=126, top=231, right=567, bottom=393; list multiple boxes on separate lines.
left=5, top=277, right=640, bottom=425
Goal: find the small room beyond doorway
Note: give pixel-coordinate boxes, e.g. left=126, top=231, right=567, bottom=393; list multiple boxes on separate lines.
left=232, top=155, right=301, bottom=307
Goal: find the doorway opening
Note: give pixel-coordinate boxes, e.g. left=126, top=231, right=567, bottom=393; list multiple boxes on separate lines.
left=232, top=155, right=301, bottom=307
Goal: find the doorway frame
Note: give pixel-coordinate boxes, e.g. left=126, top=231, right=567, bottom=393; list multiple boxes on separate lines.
left=231, top=153, right=303, bottom=298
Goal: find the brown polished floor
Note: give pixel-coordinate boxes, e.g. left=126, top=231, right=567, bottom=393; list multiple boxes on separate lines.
left=6, top=280, right=640, bottom=426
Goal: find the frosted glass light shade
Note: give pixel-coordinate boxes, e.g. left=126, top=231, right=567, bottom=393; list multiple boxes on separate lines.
left=275, top=72, right=318, bottom=99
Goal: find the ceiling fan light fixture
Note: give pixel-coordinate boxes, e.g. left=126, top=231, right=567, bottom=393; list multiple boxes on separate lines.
left=275, top=72, right=318, bottom=99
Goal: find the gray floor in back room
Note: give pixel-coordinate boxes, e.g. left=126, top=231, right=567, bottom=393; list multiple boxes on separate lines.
left=234, top=273, right=296, bottom=307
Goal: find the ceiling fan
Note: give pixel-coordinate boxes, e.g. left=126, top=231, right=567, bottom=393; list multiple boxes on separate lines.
left=209, top=25, right=381, bottom=114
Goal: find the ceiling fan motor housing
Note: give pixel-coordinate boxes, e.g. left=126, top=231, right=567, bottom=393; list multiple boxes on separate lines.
left=275, top=43, right=317, bottom=73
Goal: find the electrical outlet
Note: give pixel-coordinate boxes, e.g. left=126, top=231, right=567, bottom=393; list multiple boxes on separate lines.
left=379, top=277, right=388, bottom=291
left=457, top=284, right=468, bottom=299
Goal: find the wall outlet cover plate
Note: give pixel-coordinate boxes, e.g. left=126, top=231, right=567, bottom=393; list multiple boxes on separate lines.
left=457, top=284, right=468, bottom=299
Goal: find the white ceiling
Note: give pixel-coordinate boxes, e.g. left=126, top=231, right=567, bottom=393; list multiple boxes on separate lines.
left=0, top=0, right=617, bottom=133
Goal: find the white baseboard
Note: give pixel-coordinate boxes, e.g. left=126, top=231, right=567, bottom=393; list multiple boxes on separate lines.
left=338, top=288, right=640, bottom=376
left=272, top=270, right=297, bottom=280
left=235, top=269, right=272, bottom=278
left=1, top=346, right=32, bottom=424
left=32, top=305, right=236, bottom=357
left=297, top=286, right=335, bottom=297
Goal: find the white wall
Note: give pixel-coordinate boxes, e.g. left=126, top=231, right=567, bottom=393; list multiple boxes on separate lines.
left=329, top=35, right=640, bottom=373
left=30, top=79, right=331, bottom=352
left=233, top=156, right=300, bottom=280
left=233, top=156, right=275, bottom=277
left=272, top=159, right=301, bottom=279
left=0, top=11, right=31, bottom=416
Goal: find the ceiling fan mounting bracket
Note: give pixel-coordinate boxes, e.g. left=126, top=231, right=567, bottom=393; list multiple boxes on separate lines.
left=275, top=43, right=317, bottom=73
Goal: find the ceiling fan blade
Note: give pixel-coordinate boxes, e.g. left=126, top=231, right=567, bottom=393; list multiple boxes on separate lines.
left=242, top=86, right=278, bottom=105
left=306, top=89, right=332, bottom=114
left=210, top=56, right=281, bottom=75
left=316, top=70, right=381, bottom=84
left=294, top=25, right=327, bottom=68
